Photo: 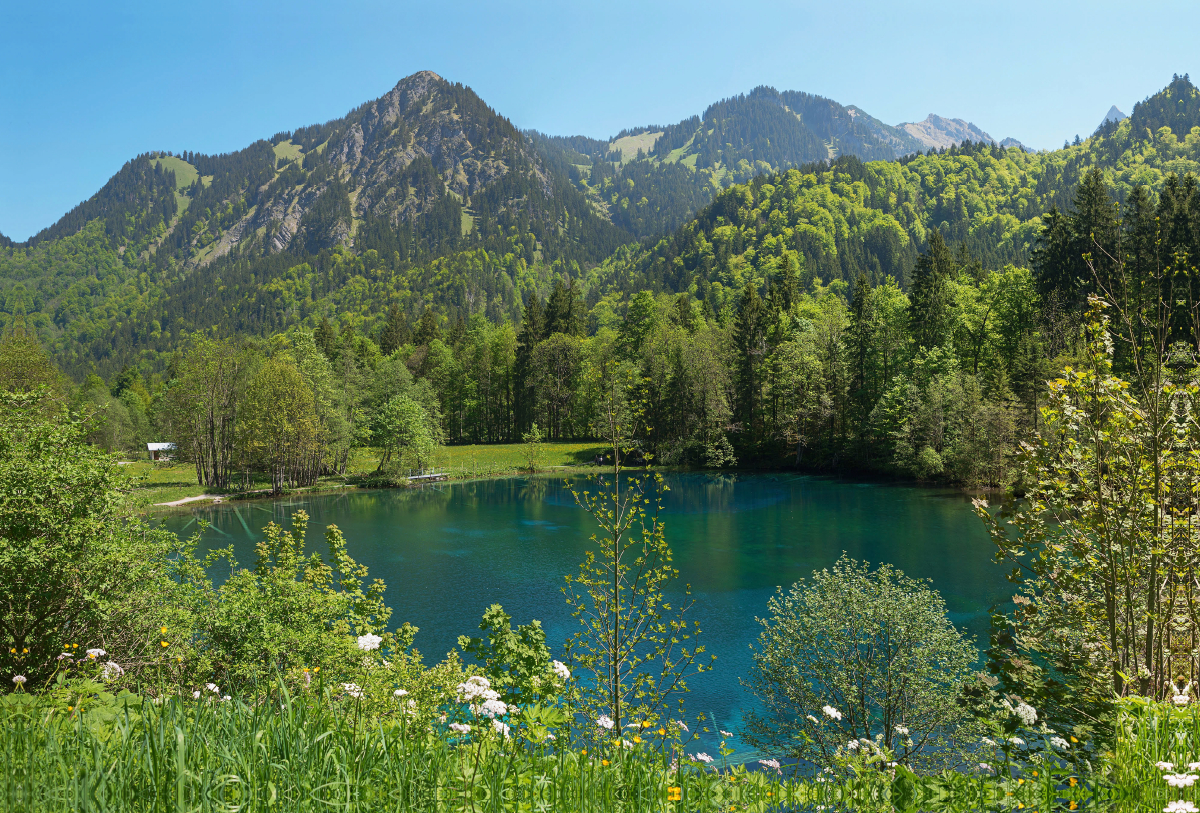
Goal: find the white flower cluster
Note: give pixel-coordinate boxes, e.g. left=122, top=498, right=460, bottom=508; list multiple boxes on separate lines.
left=1158, top=761, right=1177, bottom=771
left=720, top=729, right=733, bottom=738
left=86, top=648, right=106, bottom=659
left=1002, top=699, right=1037, bottom=727
left=1166, top=801, right=1199, bottom=813
left=758, top=758, right=782, bottom=774
left=822, top=705, right=842, bottom=721
left=691, top=752, right=713, bottom=764
left=596, top=714, right=615, bottom=730
left=551, top=660, right=570, bottom=681
left=893, top=725, right=909, bottom=737
left=456, top=676, right=509, bottom=718
left=492, top=719, right=511, bottom=738
left=357, top=634, right=382, bottom=652
left=1050, top=736, right=1070, bottom=750
left=449, top=723, right=471, bottom=734
left=101, top=661, right=124, bottom=681
left=12, top=675, right=26, bottom=686
left=1164, top=773, right=1198, bottom=788
left=393, top=688, right=409, bottom=698
left=341, top=682, right=363, bottom=699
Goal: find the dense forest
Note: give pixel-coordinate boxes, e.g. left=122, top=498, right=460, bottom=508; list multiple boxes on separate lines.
left=6, top=75, right=1200, bottom=484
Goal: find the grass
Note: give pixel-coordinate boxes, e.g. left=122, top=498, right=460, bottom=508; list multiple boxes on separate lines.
left=0, top=687, right=1108, bottom=813
left=272, top=139, right=303, bottom=167
left=150, top=156, right=198, bottom=190
left=609, top=132, right=663, bottom=164
left=126, top=442, right=610, bottom=510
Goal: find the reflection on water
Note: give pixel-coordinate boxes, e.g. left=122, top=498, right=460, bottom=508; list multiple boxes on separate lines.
left=159, top=472, right=1010, bottom=760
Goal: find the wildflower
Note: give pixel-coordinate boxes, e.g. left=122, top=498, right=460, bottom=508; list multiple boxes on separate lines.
left=758, top=758, right=782, bottom=774
left=85, top=648, right=106, bottom=659
left=56, top=653, right=72, bottom=661
left=658, top=728, right=666, bottom=736
left=632, top=736, right=642, bottom=744
left=1009, top=737, right=1026, bottom=746
left=806, top=714, right=821, bottom=725
left=1165, top=773, right=1199, bottom=788
left=847, top=740, right=859, bottom=750
left=101, top=661, right=124, bottom=681
left=982, top=737, right=996, bottom=746
left=341, top=682, right=363, bottom=699
left=221, top=695, right=231, bottom=702
left=1175, top=694, right=1191, bottom=706
left=597, top=715, right=615, bottom=730
left=601, top=759, right=610, bottom=766
left=675, top=720, right=689, bottom=732
left=978, top=763, right=994, bottom=774
left=693, top=752, right=714, bottom=764
left=893, top=725, right=909, bottom=736
left=1157, top=761, right=1176, bottom=771
left=667, top=787, right=682, bottom=801
left=492, top=719, right=510, bottom=738
left=472, top=698, right=508, bottom=718
left=456, top=676, right=497, bottom=703
left=720, top=729, right=733, bottom=738
left=356, top=633, right=382, bottom=651
left=822, top=705, right=842, bottom=720
left=551, top=660, right=570, bottom=680
left=449, top=723, right=471, bottom=734
left=393, top=689, right=409, bottom=697
left=161, top=640, right=169, bottom=648
left=546, top=733, right=556, bottom=741
left=1013, top=702, right=1037, bottom=726
left=205, top=683, right=220, bottom=694
left=621, top=739, right=634, bottom=749
left=192, top=691, right=201, bottom=699
left=12, top=675, right=26, bottom=686
left=1190, top=762, right=1200, bottom=771
left=1050, top=736, right=1069, bottom=749
left=1165, top=802, right=1199, bottom=813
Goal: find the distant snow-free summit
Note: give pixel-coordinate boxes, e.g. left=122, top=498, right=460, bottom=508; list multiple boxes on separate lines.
left=1100, top=105, right=1128, bottom=130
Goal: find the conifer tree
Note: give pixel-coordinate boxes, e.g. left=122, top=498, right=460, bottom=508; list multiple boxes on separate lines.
left=734, top=283, right=768, bottom=443
left=908, top=230, right=956, bottom=350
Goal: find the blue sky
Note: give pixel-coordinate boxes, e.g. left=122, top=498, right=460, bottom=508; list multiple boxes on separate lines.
left=2, top=0, right=1197, bottom=241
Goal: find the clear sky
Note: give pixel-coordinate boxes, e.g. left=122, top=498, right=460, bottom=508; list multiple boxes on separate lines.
left=2, top=0, right=1197, bottom=241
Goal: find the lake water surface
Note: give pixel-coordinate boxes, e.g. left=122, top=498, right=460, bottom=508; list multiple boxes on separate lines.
left=160, top=472, right=1010, bottom=759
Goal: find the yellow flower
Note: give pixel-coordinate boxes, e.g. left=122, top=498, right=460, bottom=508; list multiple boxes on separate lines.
left=67, top=706, right=73, bottom=712
left=667, top=787, right=681, bottom=801
left=1069, top=802, right=1078, bottom=811
left=642, top=721, right=652, bottom=728
left=161, top=641, right=169, bottom=648
left=632, top=736, right=641, bottom=744
left=1068, top=777, right=1077, bottom=787
left=658, top=728, right=667, bottom=736
left=1018, top=778, right=1024, bottom=784
left=602, top=759, right=610, bottom=766
left=1070, top=736, right=1078, bottom=743
left=161, top=626, right=167, bottom=634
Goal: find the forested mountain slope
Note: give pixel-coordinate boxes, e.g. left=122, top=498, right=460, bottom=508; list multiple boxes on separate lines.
left=590, top=75, right=1200, bottom=312
left=530, top=85, right=1000, bottom=239
left=5, top=75, right=1200, bottom=381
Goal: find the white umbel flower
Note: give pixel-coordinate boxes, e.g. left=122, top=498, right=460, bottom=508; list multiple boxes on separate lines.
left=1165, top=801, right=1199, bottom=813
left=596, top=714, right=615, bottom=730
left=822, top=705, right=842, bottom=720
left=12, top=675, right=26, bottom=686
left=1165, top=773, right=1198, bottom=788
left=551, top=660, right=570, bottom=680
left=692, top=752, right=713, bottom=763
left=341, top=683, right=363, bottom=699
left=357, top=634, right=382, bottom=651
left=85, top=648, right=106, bottom=659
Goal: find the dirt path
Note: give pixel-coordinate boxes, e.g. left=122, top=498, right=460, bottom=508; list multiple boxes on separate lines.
left=154, top=494, right=224, bottom=507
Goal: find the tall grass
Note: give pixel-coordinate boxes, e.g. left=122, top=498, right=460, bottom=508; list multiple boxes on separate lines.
left=2, top=689, right=1114, bottom=812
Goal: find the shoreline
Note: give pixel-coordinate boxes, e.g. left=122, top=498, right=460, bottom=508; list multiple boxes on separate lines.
left=143, top=463, right=998, bottom=514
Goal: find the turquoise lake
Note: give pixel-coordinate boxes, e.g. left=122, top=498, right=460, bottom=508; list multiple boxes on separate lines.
left=160, top=472, right=1011, bottom=759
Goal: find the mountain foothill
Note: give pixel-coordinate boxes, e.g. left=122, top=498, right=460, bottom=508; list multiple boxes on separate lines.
left=1, top=69, right=1196, bottom=383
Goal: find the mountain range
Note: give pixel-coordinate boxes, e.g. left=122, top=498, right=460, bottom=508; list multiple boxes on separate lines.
left=4, top=71, right=1198, bottom=377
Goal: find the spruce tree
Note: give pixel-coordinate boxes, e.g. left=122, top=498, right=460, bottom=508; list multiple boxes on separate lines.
left=733, top=283, right=768, bottom=444
left=380, top=304, right=409, bottom=356
left=908, top=230, right=955, bottom=351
